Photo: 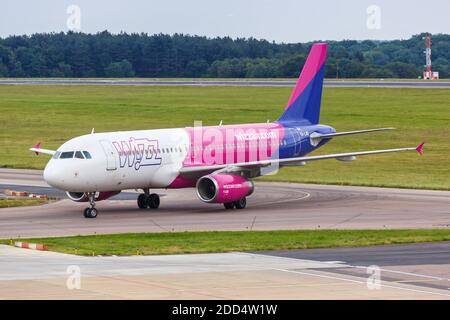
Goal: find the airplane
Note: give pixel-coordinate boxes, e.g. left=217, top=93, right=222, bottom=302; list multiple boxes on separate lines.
left=30, top=43, right=425, bottom=218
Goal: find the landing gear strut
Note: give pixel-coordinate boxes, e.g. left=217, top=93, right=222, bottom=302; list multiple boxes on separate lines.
left=223, top=197, right=247, bottom=210
left=137, top=188, right=160, bottom=209
left=83, top=192, right=98, bottom=218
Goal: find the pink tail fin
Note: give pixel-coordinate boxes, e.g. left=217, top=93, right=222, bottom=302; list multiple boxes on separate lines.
left=277, top=43, right=327, bottom=124
left=286, top=43, right=327, bottom=107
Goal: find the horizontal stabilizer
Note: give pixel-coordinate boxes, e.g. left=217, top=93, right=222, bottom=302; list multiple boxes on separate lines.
left=310, top=127, right=395, bottom=146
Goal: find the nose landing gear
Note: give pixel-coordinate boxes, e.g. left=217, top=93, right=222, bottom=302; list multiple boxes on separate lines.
left=137, top=188, right=160, bottom=209
left=83, top=192, right=98, bottom=218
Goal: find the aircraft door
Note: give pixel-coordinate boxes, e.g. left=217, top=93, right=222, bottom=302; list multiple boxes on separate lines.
left=100, top=140, right=117, bottom=171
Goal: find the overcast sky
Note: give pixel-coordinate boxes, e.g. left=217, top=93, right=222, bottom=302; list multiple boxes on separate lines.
left=1, top=0, right=449, bottom=42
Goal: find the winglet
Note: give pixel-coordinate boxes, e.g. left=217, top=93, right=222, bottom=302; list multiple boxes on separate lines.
left=416, top=142, right=425, bottom=155
left=33, top=142, right=41, bottom=155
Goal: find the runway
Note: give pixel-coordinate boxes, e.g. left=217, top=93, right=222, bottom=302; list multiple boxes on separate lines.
left=0, top=242, right=449, bottom=299
left=0, top=168, right=449, bottom=238
left=0, top=79, right=449, bottom=88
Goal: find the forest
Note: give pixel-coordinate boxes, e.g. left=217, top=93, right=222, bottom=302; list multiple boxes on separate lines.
left=0, top=31, right=449, bottom=78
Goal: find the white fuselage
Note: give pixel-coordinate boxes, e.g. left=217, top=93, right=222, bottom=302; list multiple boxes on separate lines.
left=44, top=128, right=190, bottom=192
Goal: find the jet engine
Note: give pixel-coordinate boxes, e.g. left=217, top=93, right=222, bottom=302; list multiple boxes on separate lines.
left=196, top=174, right=254, bottom=203
left=66, top=191, right=121, bottom=202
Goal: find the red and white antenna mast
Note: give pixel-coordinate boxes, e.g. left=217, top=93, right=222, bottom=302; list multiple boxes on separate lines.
left=425, top=34, right=432, bottom=74
left=423, top=33, right=439, bottom=80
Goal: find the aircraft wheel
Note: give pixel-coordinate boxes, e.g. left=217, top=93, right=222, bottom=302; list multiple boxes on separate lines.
left=234, top=197, right=246, bottom=209
left=148, top=193, right=160, bottom=209
left=83, top=208, right=98, bottom=218
left=89, top=208, right=98, bottom=218
left=137, top=194, right=148, bottom=209
left=223, top=202, right=235, bottom=210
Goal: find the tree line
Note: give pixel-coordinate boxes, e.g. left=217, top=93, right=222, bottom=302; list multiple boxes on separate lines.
left=0, top=31, right=449, bottom=78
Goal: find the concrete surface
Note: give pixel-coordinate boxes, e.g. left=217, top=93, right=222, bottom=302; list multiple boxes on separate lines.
left=0, top=244, right=448, bottom=299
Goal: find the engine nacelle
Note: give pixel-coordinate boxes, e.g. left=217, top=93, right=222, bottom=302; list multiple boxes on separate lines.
left=66, top=191, right=121, bottom=202
left=196, top=174, right=254, bottom=203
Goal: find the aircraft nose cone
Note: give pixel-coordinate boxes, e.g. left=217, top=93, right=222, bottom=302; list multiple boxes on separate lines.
left=43, top=162, right=62, bottom=188
left=43, top=164, right=55, bottom=186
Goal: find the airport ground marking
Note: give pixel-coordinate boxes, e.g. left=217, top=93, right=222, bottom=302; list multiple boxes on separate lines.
left=353, top=265, right=446, bottom=281
left=251, top=190, right=310, bottom=207
left=272, top=268, right=450, bottom=298
left=320, top=260, right=447, bottom=281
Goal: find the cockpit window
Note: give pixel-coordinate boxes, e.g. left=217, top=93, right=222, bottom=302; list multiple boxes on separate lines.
left=75, top=151, right=85, bottom=159
left=60, top=151, right=74, bottom=159
left=55, top=151, right=91, bottom=159
left=83, top=151, right=92, bottom=159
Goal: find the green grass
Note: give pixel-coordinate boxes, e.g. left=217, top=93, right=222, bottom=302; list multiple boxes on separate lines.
left=7, top=229, right=450, bottom=256
left=0, top=198, right=48, bottom=208
left=0, top=85, right=449, bottom=189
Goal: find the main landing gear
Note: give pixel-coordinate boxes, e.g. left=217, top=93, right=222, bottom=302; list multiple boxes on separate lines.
left=137, top=188, right=160, bottom=209
left=83, top=192, right=98, bottom=218
left=223, top=197, right=247, bottom=210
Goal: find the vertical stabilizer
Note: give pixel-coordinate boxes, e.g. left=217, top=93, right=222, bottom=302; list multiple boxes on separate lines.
left=277, top=43, right=327, bottom=124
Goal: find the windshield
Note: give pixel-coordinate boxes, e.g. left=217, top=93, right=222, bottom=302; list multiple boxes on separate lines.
left=60, top=151, right=74, bottom=159
left=54, top=151, right=92, bottom=159
left=74, top=151, right=84, bottom=159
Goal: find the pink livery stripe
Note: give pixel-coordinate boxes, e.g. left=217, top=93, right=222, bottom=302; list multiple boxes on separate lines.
left=183, top=123, right=285, bottom=167
left=168, top=123, right=285, bottom=188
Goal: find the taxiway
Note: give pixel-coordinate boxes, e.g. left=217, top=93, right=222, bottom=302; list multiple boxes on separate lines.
left=0, top=168, right=449, bottom=238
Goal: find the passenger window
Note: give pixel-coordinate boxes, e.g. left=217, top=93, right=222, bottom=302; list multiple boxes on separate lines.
left=60, top=151, right=74, bottom=159
left=75, top=151, right=84, bottom=159
left=83, top=151, right=92, bottom=159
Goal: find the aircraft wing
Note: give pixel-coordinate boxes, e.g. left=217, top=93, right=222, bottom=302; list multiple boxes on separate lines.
left=29, top=143, right=56, bottom=156
left=179, top=143, right=424, bottom=178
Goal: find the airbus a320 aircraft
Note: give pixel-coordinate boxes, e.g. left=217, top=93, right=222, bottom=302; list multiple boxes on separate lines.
left=30, top=43, right=424, bottom=218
